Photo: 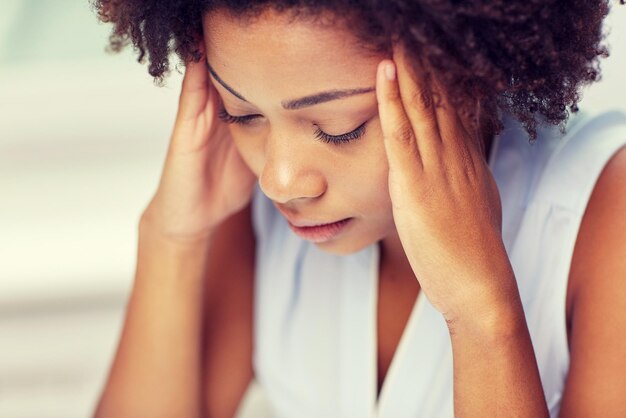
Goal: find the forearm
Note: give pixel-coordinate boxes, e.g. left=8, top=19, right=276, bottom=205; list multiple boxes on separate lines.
left=448, top=284, right=549, bottom=418
left=94, top=217, right=212, bottom=418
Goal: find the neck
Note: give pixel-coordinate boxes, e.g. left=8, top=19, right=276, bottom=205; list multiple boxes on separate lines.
left=379, top=230, right=415, bottom=283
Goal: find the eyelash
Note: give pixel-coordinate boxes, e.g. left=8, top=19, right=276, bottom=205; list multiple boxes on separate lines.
left=217, top=105, right=367, bottom=145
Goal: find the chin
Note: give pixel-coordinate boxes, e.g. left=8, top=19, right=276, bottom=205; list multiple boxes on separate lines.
left=313, top=236, right=376, bottom=256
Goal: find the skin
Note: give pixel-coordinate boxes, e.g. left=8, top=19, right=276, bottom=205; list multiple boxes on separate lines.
left=204, top=9, right=400, bottom=257
left=95, top=6, right=626, bottom=418
left=202, top=7, right=548, bottom=413
left=203, top=9, right=425, bottom=391
left=377, top=49, right=548, bottom=415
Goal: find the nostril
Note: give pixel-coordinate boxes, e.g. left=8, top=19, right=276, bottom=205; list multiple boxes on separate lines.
left=259, top=165, right=326, bottom=204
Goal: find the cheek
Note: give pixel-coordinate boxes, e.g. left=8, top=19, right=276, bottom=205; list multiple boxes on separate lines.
left=340, top=126, right=392, bottom=214
left=369, top=160, right=392, bottom=213
left=229, top=129, right=264, bottom=176
left=363, top=126, right=393, bottom=215
left=362, top=121, right=391, bottom=197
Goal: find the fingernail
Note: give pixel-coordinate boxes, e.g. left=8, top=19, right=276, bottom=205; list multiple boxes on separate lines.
left=384, top=63, right=396, bottom=81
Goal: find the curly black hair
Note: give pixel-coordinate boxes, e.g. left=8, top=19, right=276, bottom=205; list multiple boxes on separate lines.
left=93, top=0, right=620, bottom=140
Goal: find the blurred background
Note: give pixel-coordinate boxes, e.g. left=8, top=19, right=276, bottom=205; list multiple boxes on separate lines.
left=0, top=1, right=624, bottom=417
left=0, top=1, right=182, bottom=417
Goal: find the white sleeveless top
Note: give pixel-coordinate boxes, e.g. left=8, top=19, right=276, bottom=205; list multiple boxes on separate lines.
left=250, top=109, right=626, bottom=418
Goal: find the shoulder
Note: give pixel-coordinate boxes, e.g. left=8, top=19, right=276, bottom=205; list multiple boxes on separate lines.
left=561, top=143, right=626, bottom=416
left=567, top=142, right=626, bottom=320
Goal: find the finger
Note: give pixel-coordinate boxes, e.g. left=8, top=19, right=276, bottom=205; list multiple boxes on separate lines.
left=427, top=74, right=475, bottom=147
left=424, top=74, right=477, bottom=165
left=396, top=47, right=481, bottom=170
left=376, top=59, right=423, bottom=173
left=430, top=74, right=488, bottom=168
left=392, top=44, right=442, bottom=163
left=428, top=74, right=463, bottom=139
left=177, top=42, right=209, bottom=122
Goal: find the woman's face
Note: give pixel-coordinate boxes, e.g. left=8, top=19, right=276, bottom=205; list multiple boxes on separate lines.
left=203, top=9, right=395, bottom=255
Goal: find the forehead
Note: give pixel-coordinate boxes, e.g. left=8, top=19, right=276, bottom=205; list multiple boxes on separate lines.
left=202, top=9, right=383, bottom=104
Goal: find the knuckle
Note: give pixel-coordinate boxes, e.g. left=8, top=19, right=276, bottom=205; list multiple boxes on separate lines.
left=408, top=86, right=432, bottom=110
left=391, top=120, right=415, bottom=145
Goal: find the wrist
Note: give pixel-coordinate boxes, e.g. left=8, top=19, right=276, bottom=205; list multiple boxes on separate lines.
left=445, top=291, right=527, bottom=341
left=139, top=209, right=216, bottom=247
left=443, top=251, right=524, bottom=337
left=137, top=214, right=214, bottom=276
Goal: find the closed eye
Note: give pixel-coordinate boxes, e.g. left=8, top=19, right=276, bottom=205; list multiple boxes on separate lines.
left=216, top=105, right=367, bottom=145
left=313, top=122, right=367, bottom=145
left=217, top=106, right=260, bottom=125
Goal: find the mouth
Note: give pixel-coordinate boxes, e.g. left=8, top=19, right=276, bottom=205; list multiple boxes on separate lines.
left=273, top=204, right=353, bottom=242
left=286, top=217, right=353, bottom=243
left=286, top=218, right=347, bottom=227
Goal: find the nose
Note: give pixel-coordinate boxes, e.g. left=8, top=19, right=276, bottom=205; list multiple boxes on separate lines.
left=258, top=133, right=326, bottom=204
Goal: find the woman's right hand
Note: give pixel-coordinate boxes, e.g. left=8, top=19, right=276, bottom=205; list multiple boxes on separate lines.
left=141, top=44, right=257, bottom=242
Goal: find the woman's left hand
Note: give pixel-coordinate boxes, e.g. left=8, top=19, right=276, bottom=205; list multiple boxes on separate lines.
left=376, top=44, right=518, bottom=325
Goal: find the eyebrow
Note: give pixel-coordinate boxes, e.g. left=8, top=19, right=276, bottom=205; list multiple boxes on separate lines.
left=206, top=61, right=375, bottom=110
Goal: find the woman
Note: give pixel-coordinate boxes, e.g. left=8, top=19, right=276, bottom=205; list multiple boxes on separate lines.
left=93, top=1, right=626, bottom=417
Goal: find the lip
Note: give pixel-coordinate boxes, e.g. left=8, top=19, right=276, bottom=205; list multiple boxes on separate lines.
left=287, top=218, right=344, bottom=228
left=274, top=204, right=353, bottom=242
left=275, top=204, right=342, bottom=227
left=287, top=218, right=352, bottom=243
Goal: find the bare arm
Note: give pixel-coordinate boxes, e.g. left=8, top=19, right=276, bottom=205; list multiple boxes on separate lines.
left=447, top=288, right=548, bottom=417
left=94, top=203, right=255, bottom=418
left=94, top=41, right=256, bottom=417
left=93, top=213, right=211, bottom=418
left=375, top=49, right=549, bottom=416
left=559, top=146, right=626, bottom=417
left=202, top=204, right=255, bottom=417
left=448, top=146, right=626, bottom=417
